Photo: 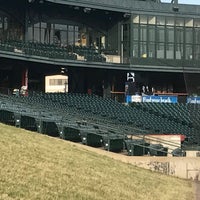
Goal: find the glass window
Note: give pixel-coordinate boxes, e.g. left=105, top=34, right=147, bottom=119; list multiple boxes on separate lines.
left=41, top=22, right=47, bottom=28
left=133, top=42, right=138, bottom=57
left=140, top=25, right=147, bottom=41
left=149, top=26, right=155, bottom=42
left=140, top=15, right=147, bottom=24
left=175, top=43, right=183, bottom=59
left=41, top=28, right=45, bottom=43
left=157, top=43, right=164, bottom=59
left=133, top=15, right=139, bottom=24
left=68, top=25, right=74, bottom=31
left=194, top=19, right=200, bottom=27
left=44, top=23, right=53, bottom=44
left=49, top=28, right=54, bottom=44
left=49, top=79, right=55, bottom=85
left=176, top=27, right=184, bottom=43
left=123, top=24, right=129, bottom=41
left=166, top=17, right=174, bottom=26
left=194, top=45, right=200, bottom=60
left=194, top=28, right=200, bottom=44
left=0, top=15, right=23, bottom=41
left=149, top=42, right=155, bottom=58
left=68, top=25, right=74, bottom=45
left=166, top=27, right=174, bottom=43
left=60, top=31, right=67, bottom=46
left=34, top=22, right=40, bottom=28
left=75, top=26, right=78, bottom=31
left=54, top=30, right=61, bottom=45
left=34, top=28, right=40, bottom=42
left=185, top=28, right=193, bottom=44
left=175, top=27, right=184, bottom=60
left=57, top=79, right=63, bottom=85
left=55, top=24, right=62, bottom=30
left=140, top=42, right=147, bottom=58
left=166, top=44, right=174, bottom=59
left=176, top=18, right=184, bottom=27
left=185, top=19, right=193, bottom=27
left=133, top=25, right=139, bottom=40
left=185, top=45, right=193, bottom=60
left=4, top=17, right=8, bottom=30
left=157, top=16, right=165, bottom=25
left=49, top=79, right=67, bottom=86
left=148, top=16, right=156, bottom=25
left=123, top=41, right=130, bottom=63
left=74, top=31, right=79, bottom=45
left=27, top=24, right=33, bottom=41
left=157, top=26, right=165, bottom=42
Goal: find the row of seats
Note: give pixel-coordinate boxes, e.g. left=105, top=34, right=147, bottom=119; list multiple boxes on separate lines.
left=0, top=93, right=145, bottom=154
left=2, top=92, right=200, bottom=142
left=131, top=102, right=200, bottom=126
left=29, top=92, right=200, bottom=145
left=0, top=40, right=106, bottom=62
left=132, top=102, right=192, bottom=124
left=131, top=102, right=200, bottom=143
left=0, top=92, right=192, bottom=155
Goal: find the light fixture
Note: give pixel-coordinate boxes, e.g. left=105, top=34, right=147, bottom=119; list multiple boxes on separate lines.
left=83, top=7, right=91, bottom=13
left=173, top=6, right=179, bottom=12
left=61, top=67, right=67, bottom=74
left=123, top=13, right=131, bottom=18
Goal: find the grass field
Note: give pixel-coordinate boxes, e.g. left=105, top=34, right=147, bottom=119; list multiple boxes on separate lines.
left=0, top=123, right=194, bottom=200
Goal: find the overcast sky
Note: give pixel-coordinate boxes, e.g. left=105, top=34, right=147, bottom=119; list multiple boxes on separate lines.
left=161, top=0, right=200, bottom=5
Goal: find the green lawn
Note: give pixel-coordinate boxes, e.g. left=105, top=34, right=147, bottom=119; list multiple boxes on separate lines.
left=0, top=123, right=193, bottom=200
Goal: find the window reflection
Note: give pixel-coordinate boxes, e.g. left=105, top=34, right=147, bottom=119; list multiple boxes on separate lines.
left=185, top=45, right=193, bottom=60
left=166, top=44, right=174, bottom=59
left=185, top=28, right=193, bottom=44
left=27, top=22, right=81, bottom=47
left=194, top=45, right=200, bottom=60
left=157, top=26, right=165, bottom=43
left=149, top=42, right=155, bottom=58
left=157, top=43, right=164, bottom=59
left=132, top=14, right=200, bottom=60
left=0, top=10, right=200, bottom=62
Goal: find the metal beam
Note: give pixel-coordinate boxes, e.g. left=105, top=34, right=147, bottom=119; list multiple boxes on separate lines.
left=1, top=51, right=200, bottom=73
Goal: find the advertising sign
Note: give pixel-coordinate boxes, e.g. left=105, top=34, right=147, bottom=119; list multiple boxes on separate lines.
left=142, top=95, right=177, bottom=103
left=187, top=97, right=200, bottom=104
left=126, top=95, right=142, bottom=103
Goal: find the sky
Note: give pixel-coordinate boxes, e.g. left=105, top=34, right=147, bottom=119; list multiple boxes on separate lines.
left=161, top=0, right=200, bottom=5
